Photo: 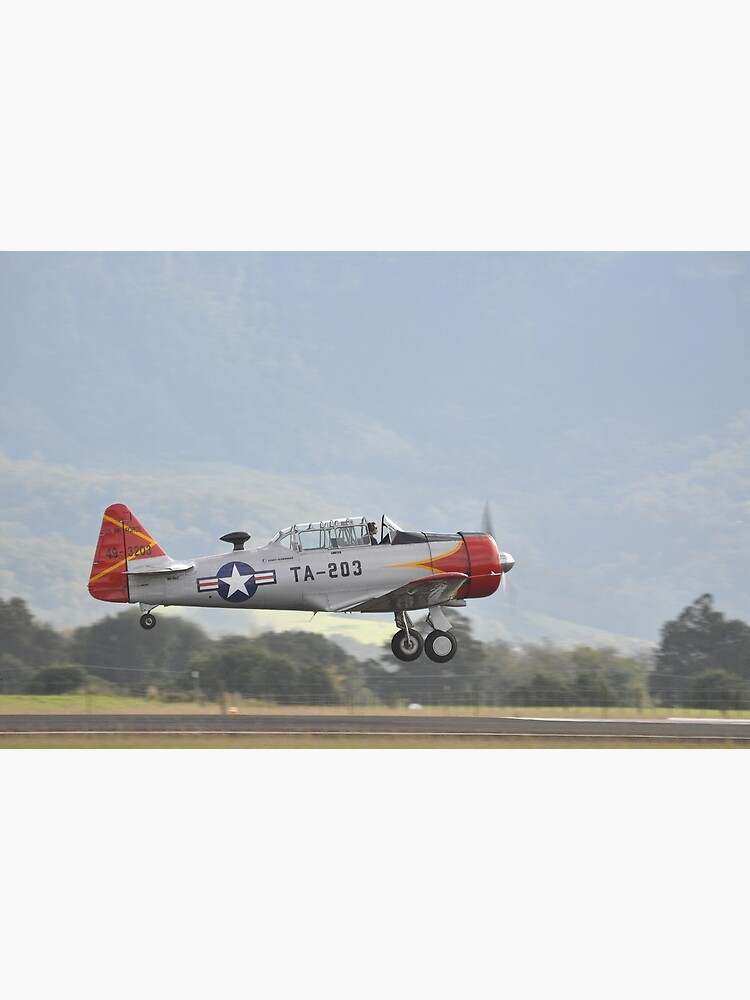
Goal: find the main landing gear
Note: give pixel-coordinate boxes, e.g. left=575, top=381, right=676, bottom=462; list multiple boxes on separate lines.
left=391, top=621, right=423, bottom=661
left=391, top=610, right=458, bottom=663
left=139, top=605, right=158, bottom=630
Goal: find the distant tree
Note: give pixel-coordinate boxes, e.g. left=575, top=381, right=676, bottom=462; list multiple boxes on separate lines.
left=255, top=631, right=352, bottom=669
left=186, top=636, right=344, bottom=705
left=297, top=662, right=341, bottom=705
left=0, top=597, right=65, bottom=668
left=28, top=664, right=90, bottom=694
left=570, top=646, right=650, bottom=708
left=509, top=670, right=571, bottom=707
left=187, top=636, right=277, bottom=698
left=688, top=669, right=750, bottom=712
left=362, top=659, right=400, bottom=707
left=69, top=610, right=211, bottom=695
left=650, top=595, right=750, bottom=706
left=571, top=669, right=615, bottom=708
left=507, top=641, right=582, bottom=699
left=472, top=640, right=520, bottom=706
left=255, top=629, right=360, bottom=703
left=516, top=640, right=577, bottom=679
left=249, top=646, right=299, bottom=702
left=0, top=653, right=34, bottom=694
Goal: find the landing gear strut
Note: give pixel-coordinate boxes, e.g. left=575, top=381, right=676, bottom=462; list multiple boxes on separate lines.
left=391, top=628, right=424, bottom=661
left=423, top=606, right=457, bottom=662
left=391, top=612, right=423, bottom=660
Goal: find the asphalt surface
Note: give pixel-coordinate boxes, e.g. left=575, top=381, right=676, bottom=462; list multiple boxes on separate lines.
left=2, top=713, right=750, bottom=742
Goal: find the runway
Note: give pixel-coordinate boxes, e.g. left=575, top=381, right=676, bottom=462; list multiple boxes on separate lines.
left=2, top=713, right=750, bottom=744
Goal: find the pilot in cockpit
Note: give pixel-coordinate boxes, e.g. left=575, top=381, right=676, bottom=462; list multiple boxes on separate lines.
left=367, top=521, right=379, bottom=545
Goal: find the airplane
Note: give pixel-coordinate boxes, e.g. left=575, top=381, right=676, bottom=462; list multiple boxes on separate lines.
left=88, top=504, right=515, bottom=663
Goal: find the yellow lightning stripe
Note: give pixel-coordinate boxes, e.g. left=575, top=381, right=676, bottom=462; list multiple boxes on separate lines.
left=88, top=514, right=159, bottom=584
left=388, top=540, right=463, bottom=575
left=88, top=557, right=128, bottom=585
left=104, top=513, right=157, bottom=547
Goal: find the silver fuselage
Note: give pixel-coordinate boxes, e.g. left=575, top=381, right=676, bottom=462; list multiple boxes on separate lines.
left=128, top=537, right=462, bottom=614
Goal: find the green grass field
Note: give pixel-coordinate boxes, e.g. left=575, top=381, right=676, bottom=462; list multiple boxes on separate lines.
left=2, top=692, right=749, bottom=719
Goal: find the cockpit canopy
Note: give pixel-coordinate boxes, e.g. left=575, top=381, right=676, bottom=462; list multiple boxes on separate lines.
left=271, top=517, right=369, bottom=552
left=270, top=515, right=404, bottom=552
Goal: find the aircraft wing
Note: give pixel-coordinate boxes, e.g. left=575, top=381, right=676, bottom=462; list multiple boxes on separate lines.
left=336, top=573, right=468, bottom=613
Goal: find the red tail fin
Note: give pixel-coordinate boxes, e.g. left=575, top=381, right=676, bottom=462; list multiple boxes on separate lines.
left=88, top=503, right=168, bottom=603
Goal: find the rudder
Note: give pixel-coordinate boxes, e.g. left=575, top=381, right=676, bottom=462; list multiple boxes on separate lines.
left=88, top=503, right=168, bottom=603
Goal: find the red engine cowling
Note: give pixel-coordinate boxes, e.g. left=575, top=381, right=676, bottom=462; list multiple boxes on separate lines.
left=433, top=532, right=502, bottom=600
left=459, top=532, right=503, bottom=599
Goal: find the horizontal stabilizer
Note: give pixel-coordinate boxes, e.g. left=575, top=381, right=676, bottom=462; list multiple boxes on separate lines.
left=126, top=557, right=194, bottom=576
left=340, top=573, right=468, bottom=613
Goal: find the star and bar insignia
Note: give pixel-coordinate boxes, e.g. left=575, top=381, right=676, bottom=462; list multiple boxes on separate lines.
left=196, top=561, right=276, bottom=603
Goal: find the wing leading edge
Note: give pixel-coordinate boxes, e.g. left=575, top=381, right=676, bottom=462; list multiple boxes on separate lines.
left=337, top=573, right=468, bottom=613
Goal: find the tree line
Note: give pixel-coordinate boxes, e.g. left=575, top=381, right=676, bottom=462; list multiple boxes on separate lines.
left=1, top=593, right=749, bottom=710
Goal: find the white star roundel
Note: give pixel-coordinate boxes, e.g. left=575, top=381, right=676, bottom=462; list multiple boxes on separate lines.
left=216, top=561, right=257, bottom=602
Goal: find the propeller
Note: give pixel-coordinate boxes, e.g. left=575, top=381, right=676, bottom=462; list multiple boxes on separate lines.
left=481, top=501, right=516, bottom=605
left=482, top=501, right=515, bottom=577
left=481, top=500, right=495, bottom=541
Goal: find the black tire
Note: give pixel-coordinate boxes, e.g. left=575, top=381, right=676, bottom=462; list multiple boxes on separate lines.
left=391, top=628, right=424, bottom=662
left=140, top=613, right=157, bottom=630
left=425, top=629, right=457, bottom=663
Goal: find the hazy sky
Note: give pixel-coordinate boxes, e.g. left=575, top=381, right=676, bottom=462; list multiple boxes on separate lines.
left=1, top=251, right=748, bottom=652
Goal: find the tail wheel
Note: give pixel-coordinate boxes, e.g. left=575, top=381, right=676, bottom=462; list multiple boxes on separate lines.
left=391, top=628, right=424, bottom=662
left=140, top=613, right=157, bottom=630
left=425, top=629, right=457, bottom=663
